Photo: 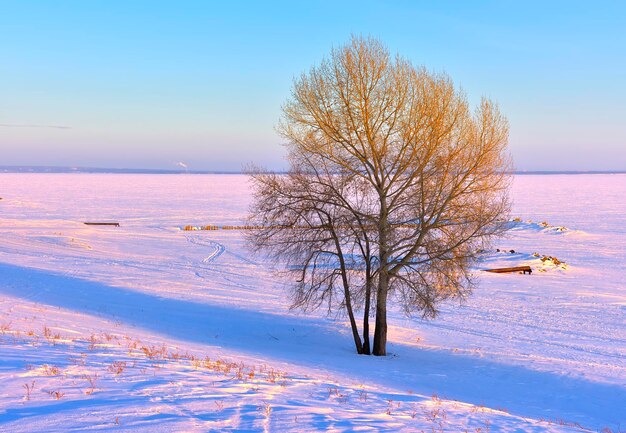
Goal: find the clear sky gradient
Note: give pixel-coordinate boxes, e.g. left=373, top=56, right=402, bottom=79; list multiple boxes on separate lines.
left=1, top=1, right=625, bottom=171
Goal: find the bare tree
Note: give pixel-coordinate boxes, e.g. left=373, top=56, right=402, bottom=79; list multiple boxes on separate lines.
left=247, top=36, right=511, bottom=356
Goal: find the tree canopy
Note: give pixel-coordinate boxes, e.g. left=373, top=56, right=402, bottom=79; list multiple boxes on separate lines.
left=247, top=36, right=511, bottom=356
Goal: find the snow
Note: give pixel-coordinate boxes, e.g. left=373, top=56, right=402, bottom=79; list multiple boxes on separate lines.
left=0, top=173, right=624, bottom=432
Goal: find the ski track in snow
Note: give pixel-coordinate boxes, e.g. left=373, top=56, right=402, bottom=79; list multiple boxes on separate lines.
left=0, top=173, right=625, bottom=432
left=186, top=235, right=226, bottom=264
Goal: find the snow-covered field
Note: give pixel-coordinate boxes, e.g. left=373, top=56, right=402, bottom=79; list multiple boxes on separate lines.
left=0, top=173, right=624, bottom=432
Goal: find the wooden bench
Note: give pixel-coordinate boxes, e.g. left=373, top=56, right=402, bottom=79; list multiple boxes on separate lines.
left=485, top=266, right=532, bottom=275
left=83, top=222, right=120, bottom=227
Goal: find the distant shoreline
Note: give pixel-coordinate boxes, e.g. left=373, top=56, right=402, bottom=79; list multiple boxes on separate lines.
left=0, top=166, right=242, bottom=174
left=0, top=166, right=625, bottom=175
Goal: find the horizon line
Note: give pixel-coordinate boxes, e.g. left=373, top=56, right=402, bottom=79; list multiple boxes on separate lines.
left=1, top=166, right=625, bottom=175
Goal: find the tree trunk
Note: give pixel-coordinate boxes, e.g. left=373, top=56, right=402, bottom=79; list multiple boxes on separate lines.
left=346, top=298, right=364, bottom=354
left=372, top=271, right=389, bottom=356
left=361, top=275, right=372, bottom=355
left=373, top=203, right=389, bottom=356
left=328, top=221, right=364, bottom=354
left=340, top=268, right=363, bottom=354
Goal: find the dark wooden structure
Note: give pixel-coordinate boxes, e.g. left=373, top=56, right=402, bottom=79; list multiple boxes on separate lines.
left=485, top=265, right=532, bottom=275
left=83, top=222, right=120, bottom=227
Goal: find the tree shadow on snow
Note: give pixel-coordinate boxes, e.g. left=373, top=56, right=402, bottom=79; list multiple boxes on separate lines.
left=0, top=262, right=623, bottom=429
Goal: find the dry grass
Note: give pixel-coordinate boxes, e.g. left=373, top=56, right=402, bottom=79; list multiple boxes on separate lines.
left=43, top=326, right=61, bottom=341
left=42, top=364, right=61, bottom=376
left=83, top=373, right=98, bottom=395
left=259, top=401, right=272, bottom=417
left=23, top=381, right=35, bottom=400
left=7, top=321, right=606, bottom=432
left=1, top=322, right=12, bottom=333
left=48, top=390, right=65, bottom=400
left=107, top=361, right=127, bottom=375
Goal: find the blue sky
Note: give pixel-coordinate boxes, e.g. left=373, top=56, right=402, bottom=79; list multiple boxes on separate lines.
left=1, top=1, right=625, bottom=171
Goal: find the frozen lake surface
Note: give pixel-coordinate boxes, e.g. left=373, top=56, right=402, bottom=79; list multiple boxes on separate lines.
left=0, top=173, right=624, bottom=432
